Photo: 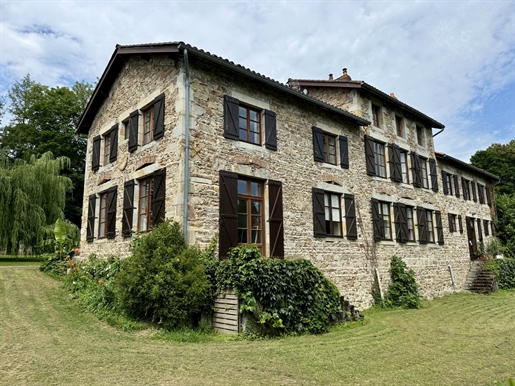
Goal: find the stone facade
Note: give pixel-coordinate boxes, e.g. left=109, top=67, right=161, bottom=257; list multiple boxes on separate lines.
left=79, top=44, right=498, bottom=309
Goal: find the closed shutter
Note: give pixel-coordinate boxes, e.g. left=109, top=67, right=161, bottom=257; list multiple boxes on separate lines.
left=122, top=180, right=135, bottom=238
left=365, top=135, right=376, bottom=176
left=264, top=110, right=277, bottom=150
left=490, top=221, right=495, bottom=236
left=471, top=181, right=477, bottom=202
left=268, top=180, right=284, bottom=258
left=435, top=210, right=444, bottom=245
left=411, top=153, right=422, bottom=188
left=453, top=175, right=460, bottom=197
left=448, top=213, right=455, bottom=233
left=312, top=188, right=326, bottom=237
left=429, top=159, right=438, bottom=192
left=393, top=203, right=408, bottom=243
left=151, top=168, right=166, bottom=226
left=462, top=177, right=469, bottom=200
left=339, top=136, right=349, bottom=169
left=478, top=184, right=485, bottom=204
left=219, top=171, right=238, bottom=258
left=86, top=194, right=96, bottom=243
left=486, top=185, right=492, bottom=206
left=389, top=144, right=402, bottom=182
left=92, top=136, right=101, bottom=172
left=477, top=219, right=483, bottom=242
left=312, top=126, right=325, bottom=163
left=344, top=194, right=357, bottom=240
left=128, top=110, right=139, bottom=152
left=417, top=207, right=427, bottom=244
left=223, top=95, right=239, bottom=140
left=458, top=215, right=463, bottom=234
left=371, top=199, right=382, bottom=241
left=153, top=93, right=165, bottom=140
left=442, top=170, right=448, bottom=195
left=484, top=220, right=490, bottom=236
left=106, top=186, right=117, bottom=239
left=109, top=124, right=118, bottom=163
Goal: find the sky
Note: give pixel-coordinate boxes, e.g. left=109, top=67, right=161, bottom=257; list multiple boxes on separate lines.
left=1, top=0, right=514, bottom=163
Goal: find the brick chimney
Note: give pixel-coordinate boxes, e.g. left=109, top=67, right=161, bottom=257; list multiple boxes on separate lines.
left=390, top=92, right=397, bottom=99
left=329, top=74, right=334, bottom=81
left=339, top=68, right=352, bottom=81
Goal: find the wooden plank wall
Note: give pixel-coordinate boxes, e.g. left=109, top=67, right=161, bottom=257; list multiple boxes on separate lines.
left=213, top=290, right=239, bottom=334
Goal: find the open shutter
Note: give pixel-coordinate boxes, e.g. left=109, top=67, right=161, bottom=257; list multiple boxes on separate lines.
left=344, top=194, right=357, bottom=240
left=411, top=153, right=422, bottom=188
left=92, top=136, right=101, bottom=172
left=429, top=159, right=438, bottom=192
left=393, top=203, right=401, bottom=242
left=223, top=95, right=239, bottom=140
left=268, top=180, right=284, bottom=258
left=486, top=185, right=492, bottom=206
left=153, top=93, right=165, bottom=140
left=448, top=213, right=455, bottom=233
left=312, top=126, right=325, bottom=163
left=264, top=110, right=277, bottom=150
left=417, top=207, right=427, bottom=244
left=109, top=124, right=118, bottom=163
left=477, top=219, right=483, bottom=242
left=471, top=181, right=477, bottom=202
left=219, top=171, right=238, bottom=258
left=442, top=170, right=448, bottom=195
left=389, top=144, right=402, bottom=182
left=312, top=188, right=326, bottom=237
left=484, top=220, right=490, bottom=236
left=371, top=199, right=382, bottom=241
left=478, top=184, right=485, bottom=204
left=128, top=110, right=139, bottom=152
left=339, top=136, right=349, bottom=169
left=462, top=177, right=469, bottom=200
left=122, top=180, right=135, bottom=238
left=86, top=194, right=96, bottom=243
left=151, top=168, right=166, bottom=226
left=435, top=210, right=444, bottom=245
left=106, top=186, right=117, bottom=239
left=453, top=175, right=460, bottom=197
left=364, top=135, right=376, bottom=176
left=458, top=215, right=463, bottom=234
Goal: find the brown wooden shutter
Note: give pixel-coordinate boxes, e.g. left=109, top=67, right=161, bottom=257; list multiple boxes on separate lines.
left=109, top=124, right=118, bottom=163
left=339, top=136, right=349, bottom=169
left=151, top=168, right=166, bottom=226
left=86, top=194, right=96, bottom=243
left=411, top=153, right=422, bottom=188
left=223, top=95, right=239, bottom=140
left=417, top=207, right=427, bottom=244
left=484, top=220, right=490, bottom=236
left=344, top=194, right=357, bottom=240
left=453, top=175, right=460, bottom=197
left=458, top=215, right=463, bottom=234
left=471, top=181, right=477, bottom=202
left=264, top=110, right=277, bottom=150
left=462, top=177, right=469, bottom=200
left=477, top=218, right=483, bottom=242
left=128, top=110, right=139, bottom=152
left=393, top=203, right=408, bottom=243
left=486, top=185, right=492, bottom=206
left=389, top=144, right=402, bottom=182
left=478, top=184, right=485, bottom=204
left=268, top=180, right=284, bottom=257
left=122, top=180, right=135, bottom=238
left=312, top=126, right=325, bottom=163
left=219, top=171, right=238, bottom=258
left=371, top=199, right=382, bottom=241
left=448, top=213, right=455, bottom=233
left=442, top=170, right=448, bottom=195
left=364, top=135, right=376, bottom=176
left=435, top=210, right=444, bottom=245
left=92, top=136, right=101, bottom=172
left=429, top=159, right=438, bottom=192
left=106, top=186, right=117, bottom=239
left=312, top=188, right=326, bottom=237
left=153, top=93, right=165, bottom=140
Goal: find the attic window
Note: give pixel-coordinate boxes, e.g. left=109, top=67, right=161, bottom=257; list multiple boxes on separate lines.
left=372, top=104, right=382, bottom=128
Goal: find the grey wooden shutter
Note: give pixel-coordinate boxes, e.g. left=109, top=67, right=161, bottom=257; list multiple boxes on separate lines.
left=417, top=207, right=427, bottom=244
left=312, top=126, right=325, bottom=163
left=128, top=110, right=139, bottom=152
left=435, top=210, right=444, bottom=245
left=151, top=168, right=166, bottom=226
left=477, top=219, right=483, bottom=242
left=365, top=135, right=376, bottom=176
left=458, top=215, right=463, bottom=234
left=223, top=95, right=239, bottom=140
left=442, top=170, right=448, bottom=195
left=219, top=171, right=239, bottom=258
left=153, top=93, right=165, bottom=140
left=453, top=175, right=460, bottom=197
left=344, top=194, right=357, bottom=240
left=106, top=186, right=117, bottom=239
left=462, top=177, right=469, bottom=200
left=268, top=180, right=284, bottom=258
left=86, top=194, right=96, bottom=242
left=339, top=136, right=349, bottom=169
left=471, top=181, right=477, bottom=202
left=109, top=124, right=118, bottom=163
left=389, top=144, right=402, bottom=182
left=122, top=180, right=135, bottom=238
left=429, top=159, right=438, bottom=192
left=264, top=110, right=277, bottom=150
left=371, top=199, right=382, bottom=241
left=486, top=185, right=492, bottom=206
left=92, top=135, right=101, bottom=172
left=411, top=153, right=422, bottom=188
left=448, top=213, right=455, bottom=233
left=312, top=188, right=326, bottom=237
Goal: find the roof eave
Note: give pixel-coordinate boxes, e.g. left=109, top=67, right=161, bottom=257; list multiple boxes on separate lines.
left=435, top=152, right=500, bottom=182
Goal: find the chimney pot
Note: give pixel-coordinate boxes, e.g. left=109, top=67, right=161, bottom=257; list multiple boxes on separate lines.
left=340, top=68, right=352, bottom=81
left=390, top=92, right=397, bottom=99
left=329, top=74, right=333, bottom=81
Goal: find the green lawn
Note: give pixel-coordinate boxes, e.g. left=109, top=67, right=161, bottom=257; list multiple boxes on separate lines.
left=0, top=255, right=45, bottom=266
left=0, top=266, right=514, bottom=385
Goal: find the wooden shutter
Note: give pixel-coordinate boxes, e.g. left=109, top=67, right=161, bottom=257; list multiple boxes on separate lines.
left=371, top=199, right=382, bottom=241
left=435, top=210, right=444, bottom=245
left=109, top=124, right=118, bottom=163
left=462, top=177, right=469, bottom=200
left=122, top=180, right=135, bottom=238
left=106, top=186, right=117, bottom=239
left=429, top=159, right=438, bottom=192
left=442, top=170, right=448, bottom=195
left=264, top=110, right=277, bottom=150
left=223, top=95, right=239, bottom=140
left=393, top=203, right=408, bottom=243
left=153, top=93, right=165, bottom=140
left=411, top=153, right=422, bottom=188
left=86, top=194, right=96, bottom=243
left=219, top=171, right=238, bottom=258
left=364, top=135, right=376, bottom=176
left=453, top=175, right=460, bottom=197
left=490, top=221, right=495, bottom=236
left=312, top=188, right=326, bottom=237
left=477, top=219, right=483, bottom=242
left=339, top=136, right=349, bottom=169
left=458, top=215, right=463, bottom=234
left=312, top=126, right=325, bottom=163
left=92, top=135, right=101, bottom=172
left=486, top=185, right=492, bottom=206
left=344, top=194, right=357, bottom=240
left=471, top=181, right=477, bottom=202
left=478, top=184, right=485, bottom=204
left=417, top=207, right=427, bottom=244
left=151, top=168, right=166, bottom=226
left=268, top=180, right=284, bottom=258
left=389, top=144, right=402, bottom=182
left=484, top=220, right=490, bottom=236
left=448, top=213, right=455, bottom=233
left=128, top=110, right=139, bottom=152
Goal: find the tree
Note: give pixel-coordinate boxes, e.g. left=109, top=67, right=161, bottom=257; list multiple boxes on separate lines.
left=0, top=74, right=93, bottom=226
left=0, top=151, right=72, bottom=255
left=495, top=194, right=515, bottom=257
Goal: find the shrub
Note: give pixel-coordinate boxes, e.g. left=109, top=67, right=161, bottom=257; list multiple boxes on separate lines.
left=384, top=256, right=421, bottom=309
left=486, top=258, right=515, bottom=290
left=39, top=253, right=68, bottom=277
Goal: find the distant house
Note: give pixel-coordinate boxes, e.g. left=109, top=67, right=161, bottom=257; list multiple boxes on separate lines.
left=77, top=42, right=498, bottom=308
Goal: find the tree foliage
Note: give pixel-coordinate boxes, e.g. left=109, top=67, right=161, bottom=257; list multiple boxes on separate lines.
left=495, top=194, right=515, bottom=257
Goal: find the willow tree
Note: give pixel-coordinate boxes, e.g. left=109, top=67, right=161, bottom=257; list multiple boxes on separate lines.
left=0, top=151, right=72, bottom=254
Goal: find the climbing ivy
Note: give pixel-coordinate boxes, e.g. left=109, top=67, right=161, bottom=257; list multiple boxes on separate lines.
left=384, top=256, right=421, bottom=309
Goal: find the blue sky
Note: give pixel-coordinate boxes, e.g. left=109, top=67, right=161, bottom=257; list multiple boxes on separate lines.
left=1, top=0, right=514, bottom=162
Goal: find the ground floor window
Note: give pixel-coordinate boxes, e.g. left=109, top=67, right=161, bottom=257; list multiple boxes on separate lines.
left=237, top=178, right=264, bottom=250
left=372, top=199, right=392, bottom=241
left=138, top=176, right=153, bottom=232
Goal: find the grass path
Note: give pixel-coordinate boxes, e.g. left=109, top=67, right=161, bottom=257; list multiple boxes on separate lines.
left=0, top=266, right=514, bottom=385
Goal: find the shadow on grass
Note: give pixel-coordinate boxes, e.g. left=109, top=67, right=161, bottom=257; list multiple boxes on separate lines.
left=0, top=255, right=46, bottom=265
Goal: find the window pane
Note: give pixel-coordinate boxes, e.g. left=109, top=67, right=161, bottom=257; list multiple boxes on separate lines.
left=333, top=222, right=342, bottom=237
left=238, top=214, right=247, bottom=228
left=250, top=182, right=260, bottom=196
left=251, top=216, right=261, bottom=229
left=239, top=128, right=247, bottom=141
left=251, top=230, right=261, bottom=243
left=331, top=194, right=339, bottom=207
left=239, top=106, right=246, bottom=118
left=238, top=199, right=247, bottom=213
left=251, top=201, right=260, bottom=214
left=250, top=132, right=259, bottom=144
left=238, top=180, right=247, bottom=195
left=239, top=117, right=247, bottom=130
left=238, top=229, right=247, bottom=243
left=249, top=110, right=258, bottom=121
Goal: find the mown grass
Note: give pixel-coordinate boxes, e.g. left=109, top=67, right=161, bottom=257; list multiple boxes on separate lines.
left=0, top=255, right=45, bottom=266
left=0, top=266, right=514, bottom=385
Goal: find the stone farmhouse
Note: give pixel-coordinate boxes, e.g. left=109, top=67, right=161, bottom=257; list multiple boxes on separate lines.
left=77, top=42, right=499, bottom=308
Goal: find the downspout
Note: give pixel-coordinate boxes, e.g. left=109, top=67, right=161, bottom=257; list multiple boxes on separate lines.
left=432, top=127, right=444, bottom=137
left=183, top=48, right=191, bottom=240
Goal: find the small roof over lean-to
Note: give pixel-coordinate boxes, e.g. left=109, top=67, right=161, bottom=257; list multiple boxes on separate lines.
left=76, top=42, right=370, bottom=134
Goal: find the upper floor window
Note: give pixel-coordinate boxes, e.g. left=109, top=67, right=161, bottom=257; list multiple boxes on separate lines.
left=478, top=184, right=486, bottom=204
left=448, top=213, right=457, bottom=233
left=312, top=126, right=349, bottom=168
left=389, top=144, right=409, bottom=183
left=411, top=153, right=437, bottom=191
left=400, top=151, right=409, bottom=183
left=324, top=192, right=342, bottom=236
left=142, top=105, right=154, bottom=145
left=462, top=177, right=471, bottom=201
left=103, top=134, right=111, bottom=166
left=323, top=133, right=337, bottom=165
left=137, top=168, right=166, bottom=233
left=443, top=172, right=453, bottom=195
left=420, top=157, right=429, bottom=189
left=365, top=135, right=386, bottom=178
left=372, top=199, right=392, bottom=241
left=128, top=93, right=165, bottom=153
left=238, top=105, right=261, bottom=145
left=395, top=115, right=404, bottom=137
left=416, top=125, right=425, bottom=147
left=372, top=104, right=382, bottom=128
